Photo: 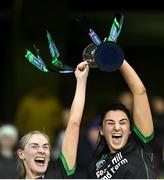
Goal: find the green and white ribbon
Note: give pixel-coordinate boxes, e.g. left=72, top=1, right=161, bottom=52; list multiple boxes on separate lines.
left=107, top=14, right=124, bottom=42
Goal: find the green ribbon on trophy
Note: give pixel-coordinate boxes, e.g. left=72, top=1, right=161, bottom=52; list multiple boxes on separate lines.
left=25, top=31, right=74, bottom=73
left=108, top=13, right=124, bottom=42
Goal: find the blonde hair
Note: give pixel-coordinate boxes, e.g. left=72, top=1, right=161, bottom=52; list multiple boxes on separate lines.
left=17, top=130, right=51, bottom=179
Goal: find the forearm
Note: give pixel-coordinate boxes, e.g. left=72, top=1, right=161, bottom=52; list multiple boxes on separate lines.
left=61, top=78, right=87, bottom=169
left=69, top=79, right=87, bottom=126
left=120, top=60, right=153, bottom=137
left=119, top=60, right=146, bottom=95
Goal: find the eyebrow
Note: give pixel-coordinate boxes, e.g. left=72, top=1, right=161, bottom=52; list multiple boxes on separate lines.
left=29, top=143, right=49, bottom=146
left=104, top=118, right=128, bottom=122
left=120, top=118, right=129, bottom=122
left=43, top=143, right=49, bottom=146
left=29, top=143, right=38, bottom=146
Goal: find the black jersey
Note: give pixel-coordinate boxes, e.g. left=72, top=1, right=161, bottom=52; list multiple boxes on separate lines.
left=88, top=126, right=156, bottom=179
left=40, top=153, right=76, bottom=179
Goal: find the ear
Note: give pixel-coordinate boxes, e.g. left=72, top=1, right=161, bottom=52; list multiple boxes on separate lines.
left=100, top=127, right=104, bottom=136
left=17, top=149, right=25, bottom=160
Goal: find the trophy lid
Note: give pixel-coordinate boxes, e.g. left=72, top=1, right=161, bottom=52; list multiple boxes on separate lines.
left=94, top=41, right=124, bottom=72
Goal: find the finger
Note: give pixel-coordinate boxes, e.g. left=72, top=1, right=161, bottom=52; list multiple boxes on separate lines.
left=77, top=62, right=88, bottom=71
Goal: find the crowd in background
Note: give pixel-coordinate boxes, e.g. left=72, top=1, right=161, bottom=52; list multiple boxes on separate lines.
left=0, top=87, right=164, bottom=178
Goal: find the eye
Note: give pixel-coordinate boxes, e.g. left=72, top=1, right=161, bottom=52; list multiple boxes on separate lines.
left=31, top=145, right=38, bottom=149
left=120, top=121, right=127, bottom=125
left=105, top=120, right=114, bottom=125
left=43, top=146, right=49, bottom=150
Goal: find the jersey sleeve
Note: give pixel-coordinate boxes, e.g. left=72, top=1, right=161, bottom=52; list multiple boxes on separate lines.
left=44, top=154, right=76, bottom=179
left=59, top=153, right=76, bottom=176
left=133, top=123, right=154, bottom=143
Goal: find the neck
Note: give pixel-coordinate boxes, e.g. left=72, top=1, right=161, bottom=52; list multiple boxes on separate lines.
left=24, top=163, right=43, bottom=179
left=25, top=173, right=43, bottom=179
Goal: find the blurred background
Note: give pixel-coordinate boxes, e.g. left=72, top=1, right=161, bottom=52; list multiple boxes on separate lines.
left=0, top=0, right=164, bottom=122
left=0, top=0, right=164, bottom=178
left=0, top=0, right=163, bottom=121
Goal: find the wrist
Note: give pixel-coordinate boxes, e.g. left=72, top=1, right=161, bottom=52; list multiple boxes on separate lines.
left=76, top=79, right=87, bottom=86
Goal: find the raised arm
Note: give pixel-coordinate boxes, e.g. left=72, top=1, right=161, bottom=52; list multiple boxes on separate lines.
left=61, top=61, right=89, bottom=169
left=119, top=60, right=154, bottom=137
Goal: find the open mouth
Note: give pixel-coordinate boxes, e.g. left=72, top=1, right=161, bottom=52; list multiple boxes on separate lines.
left=112, top=134, right=122, bottom=138
left=112, top=134, right=122, bottom=144
left=34, top=157, right=45, bottom=166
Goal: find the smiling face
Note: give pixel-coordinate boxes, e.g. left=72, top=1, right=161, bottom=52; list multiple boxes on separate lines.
left=100, top=110, right=131, bottom=153
left=17, top=133, right=50, bottom=179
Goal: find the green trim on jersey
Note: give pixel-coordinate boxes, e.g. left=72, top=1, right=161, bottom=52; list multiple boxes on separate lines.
left=141, top=148, right=149, bottom=178
left=133, top=124, right=154, bottom=143
left=59, top=153, right=76, bottom=176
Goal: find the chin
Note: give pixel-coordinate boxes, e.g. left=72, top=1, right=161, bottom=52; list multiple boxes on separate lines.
left=34, top=166, right=47, bottom=175
left=112, top=144, right=124, bottom=152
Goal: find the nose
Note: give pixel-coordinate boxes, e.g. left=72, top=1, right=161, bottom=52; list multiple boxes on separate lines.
left=38, top=147, right=45, bottom=154
left=114, top=123, right=121, bottom=131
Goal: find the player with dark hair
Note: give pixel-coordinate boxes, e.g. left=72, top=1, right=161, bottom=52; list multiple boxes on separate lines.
left=87, top=59, right=156, bottom=179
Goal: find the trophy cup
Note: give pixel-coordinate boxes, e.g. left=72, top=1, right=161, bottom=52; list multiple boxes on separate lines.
left=82, top=13, right=124, bottom=72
